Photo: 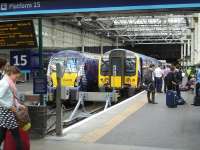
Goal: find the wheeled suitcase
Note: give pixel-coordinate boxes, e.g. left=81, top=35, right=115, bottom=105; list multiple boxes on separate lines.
left=166, top=90, right=177, bottom=108
left=3, top=128, right=30, bottom=150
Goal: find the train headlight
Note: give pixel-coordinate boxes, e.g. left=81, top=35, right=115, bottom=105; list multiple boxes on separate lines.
left=126, top=78, right=131, bottom=83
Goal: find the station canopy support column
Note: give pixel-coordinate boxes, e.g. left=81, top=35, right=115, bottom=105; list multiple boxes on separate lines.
left=81, top=30, right=85, bottom=53
left=193, top=15, right=199, bottom=65
left=187, top=39, right=191, bottom=66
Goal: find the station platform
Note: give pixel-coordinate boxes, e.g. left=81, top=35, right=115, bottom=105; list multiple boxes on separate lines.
left=32, top=91, right=200, bottom=150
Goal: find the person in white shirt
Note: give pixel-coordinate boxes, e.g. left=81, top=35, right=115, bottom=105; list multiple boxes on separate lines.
left=154, top=65, right=163, bottom=93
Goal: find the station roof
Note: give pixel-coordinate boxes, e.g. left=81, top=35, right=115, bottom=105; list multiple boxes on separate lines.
left=60, top=14, right=192, bottom=45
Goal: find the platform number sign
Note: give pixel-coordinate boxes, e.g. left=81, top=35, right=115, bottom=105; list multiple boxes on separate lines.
left=10, top=50, right=30, bottom=70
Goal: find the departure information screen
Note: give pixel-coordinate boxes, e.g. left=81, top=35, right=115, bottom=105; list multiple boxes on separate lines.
left=0, top=20, right=37, bottom=49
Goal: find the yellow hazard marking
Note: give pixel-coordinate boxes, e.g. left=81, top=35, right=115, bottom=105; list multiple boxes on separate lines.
left=80, top=96, right=147, bottom=143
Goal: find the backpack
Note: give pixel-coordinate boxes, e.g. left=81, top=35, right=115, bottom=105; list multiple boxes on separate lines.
left=143, top=69, right=153, bottom=84
left=165, top=72, right=174, bottom=87
left=174, top=70, right=182, bottom=84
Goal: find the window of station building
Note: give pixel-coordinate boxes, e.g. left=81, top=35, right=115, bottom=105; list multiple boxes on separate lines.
left=125, top=58, right=136, bottom=76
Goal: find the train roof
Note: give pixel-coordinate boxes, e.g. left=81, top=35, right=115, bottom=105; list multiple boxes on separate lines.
left=103, top=49, right=160, bottom=63
left=51, top=50, right=100, bottom=60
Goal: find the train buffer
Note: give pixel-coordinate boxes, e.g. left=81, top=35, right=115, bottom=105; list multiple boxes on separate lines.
left=63, top=91, right=118, bottom=124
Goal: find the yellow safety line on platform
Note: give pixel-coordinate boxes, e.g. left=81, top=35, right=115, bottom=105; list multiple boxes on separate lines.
left=80, top=96, right=147, bottom=143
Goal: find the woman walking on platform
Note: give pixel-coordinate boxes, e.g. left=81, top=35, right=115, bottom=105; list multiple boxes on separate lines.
left=0, top=66, right=25, bottom=150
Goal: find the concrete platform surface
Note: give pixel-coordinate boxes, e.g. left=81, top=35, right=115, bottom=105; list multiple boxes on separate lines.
left=98, top=92, right=200, bottom=150
left=31, top=140, right=182, bottom=150
left=31, top=91, right=200, bottom=150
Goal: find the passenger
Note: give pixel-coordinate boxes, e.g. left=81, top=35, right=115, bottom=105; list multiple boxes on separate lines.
left=0, top=57, right=7, bottom=80
left=143, top=64, right=157, bottom=104
left=0, top=66, right=25, bottom=150
left=174, top=66, right=183, bottom=99
left=165, top=65, right=176, bottom=91
left=166, top=65, right=182, bottom=99
left=196, top=66, right=200, bottom=96
left=154, top=65, right=163, bottom=93
left=163, top=65, right=171, bottom=93
left=186, top=67, right=192, bottom=81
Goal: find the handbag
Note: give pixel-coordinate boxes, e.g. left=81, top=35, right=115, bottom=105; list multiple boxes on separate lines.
left=15, top=105, right=31, bottom=130
left=8, top=81, right=31, bottom=131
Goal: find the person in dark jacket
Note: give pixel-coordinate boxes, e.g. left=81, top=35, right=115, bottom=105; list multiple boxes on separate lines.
left=174, top=66, right=183, bottom=99
left=143, top=64, right=157, bottom=104
left=166, top=65, right=176, bottom=91
left=0, top=58, right=7, bottom=80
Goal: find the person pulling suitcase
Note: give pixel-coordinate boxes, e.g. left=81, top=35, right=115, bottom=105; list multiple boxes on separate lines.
left=165, top=65, right=178, bottom=108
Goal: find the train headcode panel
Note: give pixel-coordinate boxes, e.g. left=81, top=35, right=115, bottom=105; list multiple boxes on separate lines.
left=0, top=20, right=37, bottom=49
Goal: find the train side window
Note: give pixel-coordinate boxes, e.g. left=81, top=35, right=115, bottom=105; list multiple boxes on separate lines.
left=125, top=58, right=136, bottom=75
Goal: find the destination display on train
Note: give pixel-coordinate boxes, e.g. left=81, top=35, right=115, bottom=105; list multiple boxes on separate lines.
left=0, top=0, right=200, bottom=16
left=0, top=20, right=37, bottom=49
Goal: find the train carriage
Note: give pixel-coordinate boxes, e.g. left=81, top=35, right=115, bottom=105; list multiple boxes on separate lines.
left=47, top=50, right=100, bottom=93
left=98, top=49, right=160, bottom=97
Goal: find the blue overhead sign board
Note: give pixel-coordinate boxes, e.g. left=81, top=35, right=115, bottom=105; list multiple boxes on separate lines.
left=0, top=0, right=200, bottom=16
left=10, top=50, right=31, bottom=71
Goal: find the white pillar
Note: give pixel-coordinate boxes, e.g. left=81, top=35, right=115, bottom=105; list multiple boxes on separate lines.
left=191, top=18, right=195, bottom=65
left=183, top=41, right=187, bottom=67
left=194, top=16, right=198, bottom=65
left=81, top=30, right=85, bottom=53
left=187, top=39, right=191, bottom=66
left=116, top=37, right=119, bottom=48
left=181, top=44, right=184, bottom=66
left=198, top=14, right=200, bottom=64
left=100, top=37, right=104, bottom=56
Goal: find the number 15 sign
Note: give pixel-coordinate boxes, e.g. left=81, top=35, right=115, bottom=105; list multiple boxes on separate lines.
left=10, top=50, right=31, bottom=71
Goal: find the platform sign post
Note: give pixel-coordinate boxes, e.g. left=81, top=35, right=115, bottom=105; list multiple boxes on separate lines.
left=38, top=18, right=45, bottom=105
left=56, top=63, right=64, bottom=136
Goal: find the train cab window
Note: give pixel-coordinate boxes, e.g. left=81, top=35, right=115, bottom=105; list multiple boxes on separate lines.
left=125, top=58, right=136, bottom=75
left=64, top=58, right=79, bottom=73
left=101, top=60, right=110, bottom=75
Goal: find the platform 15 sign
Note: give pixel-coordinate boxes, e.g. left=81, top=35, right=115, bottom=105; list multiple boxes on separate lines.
left=1, top=0, right=200, bottom=16
left=10, top=50, right=31, bottom=71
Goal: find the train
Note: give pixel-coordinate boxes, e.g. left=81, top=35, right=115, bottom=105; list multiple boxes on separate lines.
left=98, top=49, right=161, bottom=97
left=47, top=50, right=100, bottom=91
left=47, top=49, right=160, bottom=102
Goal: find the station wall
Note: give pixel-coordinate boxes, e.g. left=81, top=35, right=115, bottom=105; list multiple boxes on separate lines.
left=34, top=19, right=115, bottom=49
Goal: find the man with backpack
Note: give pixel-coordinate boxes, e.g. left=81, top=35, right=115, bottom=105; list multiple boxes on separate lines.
left=174, top=66, right=183, bottom=100
left=166, top=65, right=185, bottom=106
left=143, top=64, right=157, bottom=104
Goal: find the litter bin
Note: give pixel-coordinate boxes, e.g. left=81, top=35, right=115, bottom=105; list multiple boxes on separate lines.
left=28, top=105, right=47, bottom=139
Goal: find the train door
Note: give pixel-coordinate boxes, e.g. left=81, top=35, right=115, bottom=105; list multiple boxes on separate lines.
left=139, top=58, right=143, bottom=88
left=109, top=50, right=126, bottom=88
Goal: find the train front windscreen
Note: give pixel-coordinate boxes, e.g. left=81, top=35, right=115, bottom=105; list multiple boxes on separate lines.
left=100, top=57, right=136, bottom=76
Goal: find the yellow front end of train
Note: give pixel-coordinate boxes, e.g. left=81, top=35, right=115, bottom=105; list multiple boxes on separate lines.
left=50, top=72, right=78, bottom=88
left=98, top=57, right=140, bottom=89
left=98, top=49, right=141, bottom=96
